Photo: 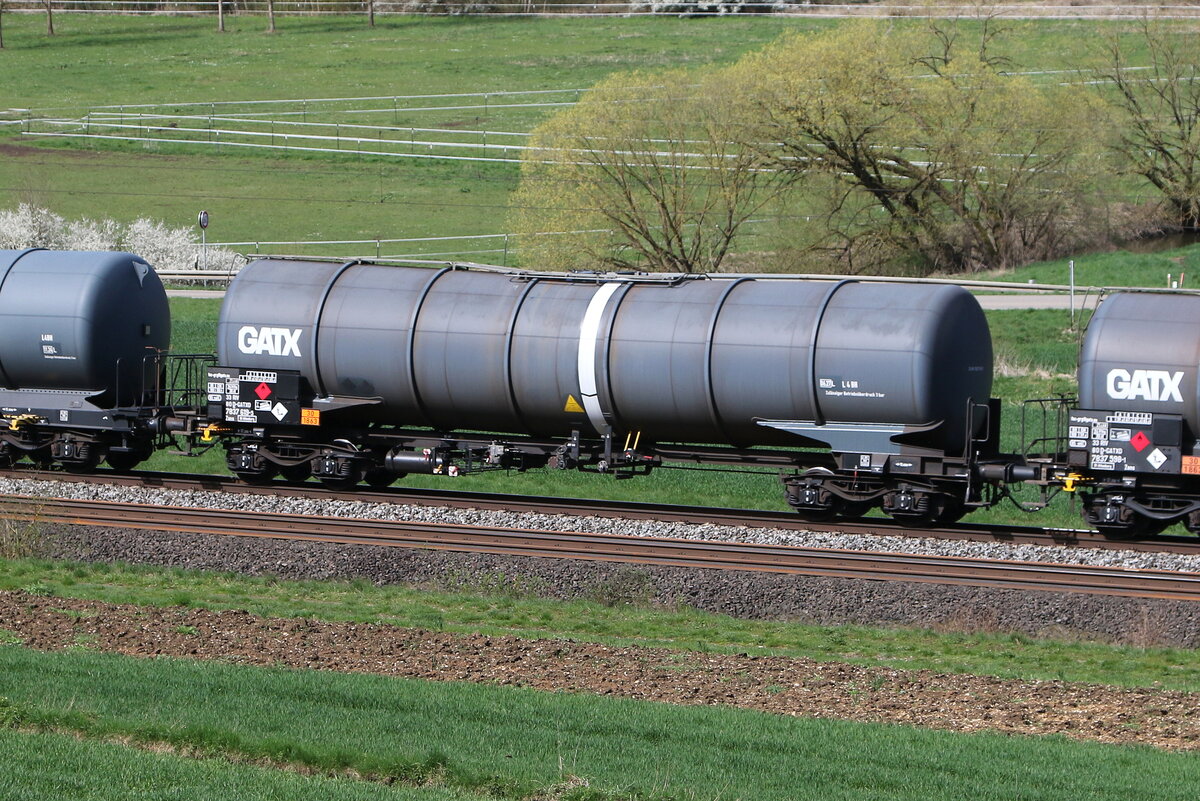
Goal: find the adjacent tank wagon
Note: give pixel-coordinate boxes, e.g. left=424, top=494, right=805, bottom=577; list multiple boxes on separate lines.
left=1064, top=292, right=1200, bottom=534
left=0, top=248, right=172, bottom=471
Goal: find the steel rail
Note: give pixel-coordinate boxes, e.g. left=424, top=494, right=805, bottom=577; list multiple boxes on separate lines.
left=3, top=467, right=1199, bottom=555
left=2, top=495, right=1198, bottom=602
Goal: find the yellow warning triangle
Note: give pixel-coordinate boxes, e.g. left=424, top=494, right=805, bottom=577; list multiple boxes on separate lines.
left=564, top=394, right=585, bottom=413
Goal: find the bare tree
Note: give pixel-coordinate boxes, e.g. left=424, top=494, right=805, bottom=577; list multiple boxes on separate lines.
left=731, top=21, right=1097, bottom=273
left=1097, top=20, right=1200, bottom=230
left=368, top=0, right=375, bottom=27
left=218, top=0, right=225, bottom=33
left=267, top=0, right=276, bottom=33
left=44, top=0, right=54, bottom=36
left=512, top=70, right=783, bottom=273
left=1, top=0, right=6, bottom=50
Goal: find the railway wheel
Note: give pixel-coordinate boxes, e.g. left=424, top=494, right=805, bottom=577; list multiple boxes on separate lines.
left=1098, top=516, right=1173, bottom=539
left=785, top=468, right=841, bottom=522
left=882, top=489, right=949, bottom=527
left=791, top=506, right=839, bottom=524
left=234, top=466, right=278, bottom=485
left=1094, top=521, right=1147, bottom=539
left=1083, top=493, right=1168, bottom=538
left=936, top=496, right=968, bottom=525
left=320, top=475, right=363, bottom=490
left=106, top=444, right=153, bottom=473
left=54, top=439, right=102, bottom=473
left=836, top=500, right=875, bottom=521
left=318, top=463, right=366, bottom=490
left=62, top=453, right=101, bottom=474
left=105, top=452, right=142, bottom=473
left=279, top=464, right=312, bottom=484
left=364, top=469, right=395, bottom=489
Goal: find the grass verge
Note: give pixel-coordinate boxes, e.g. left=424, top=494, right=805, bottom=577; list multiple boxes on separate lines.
left=1, top=645, right=1198, bottom=801
left=3, top=559, right=1198, bottom=691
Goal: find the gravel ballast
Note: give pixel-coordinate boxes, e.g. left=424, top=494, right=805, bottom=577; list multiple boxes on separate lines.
left=5, top=476, right=1200, bottom=646
left=5, top=476, right=1200, bottom=572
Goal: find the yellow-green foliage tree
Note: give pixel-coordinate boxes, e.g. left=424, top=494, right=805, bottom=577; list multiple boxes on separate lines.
left=511, top=69, right=781, bottom=272
left=1096, top=20, right=1200, bottom=231
left=729, top=20, right=1100, bottom=273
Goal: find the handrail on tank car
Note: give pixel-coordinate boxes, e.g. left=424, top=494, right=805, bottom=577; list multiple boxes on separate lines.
left=112, top=351, right=162, bottom=411
left=1021, top=396, right=1076, bottom=459
left=166, top=255, right=1200, bottom=298
left=110, top=351, right=214, bottom=412
left=162, top=354, right=217, bottom=410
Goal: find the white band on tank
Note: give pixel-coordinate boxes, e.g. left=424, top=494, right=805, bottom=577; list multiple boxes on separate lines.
left=577, top=282, right=622, bottom=435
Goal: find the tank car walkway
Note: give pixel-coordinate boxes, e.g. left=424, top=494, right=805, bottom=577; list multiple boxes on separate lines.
left=166, top=288, right=1076, bottom=310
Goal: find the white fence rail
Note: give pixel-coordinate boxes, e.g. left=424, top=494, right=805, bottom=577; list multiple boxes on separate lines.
left=23, top=116, right=536, bottom=163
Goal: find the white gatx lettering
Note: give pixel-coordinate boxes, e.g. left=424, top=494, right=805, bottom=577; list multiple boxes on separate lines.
left=1105, top=368, right=1184, bottom=403
left=237, top=326, right=302, bottom=358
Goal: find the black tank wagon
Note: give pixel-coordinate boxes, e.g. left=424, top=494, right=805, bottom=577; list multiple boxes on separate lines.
left=202, top=258, right=1020, bottom=523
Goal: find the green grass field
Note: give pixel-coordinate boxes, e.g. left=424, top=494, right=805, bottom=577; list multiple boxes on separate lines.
left=1, top=14, right=833, bottom=254
left=2, top=644, right=1198, bottom=801
left=970, top=244, right=1200, bottom=290
left=0, top=14, right=1177, bottom=256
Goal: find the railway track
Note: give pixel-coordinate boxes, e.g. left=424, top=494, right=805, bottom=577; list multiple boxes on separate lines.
left=2, top=494, right=1198, bottom=602
left=3, top=466, right=1199, bottom=555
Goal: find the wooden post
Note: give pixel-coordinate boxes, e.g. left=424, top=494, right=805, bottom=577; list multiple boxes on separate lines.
left=217, top=0, right=225, bottom=32
left=266, top=0, right=275, bottom=33
left=45, top=0, right=54, bottom=36
left=367, top=0, right=375, bottom=27
left=0, top=0, right=6, bottom=50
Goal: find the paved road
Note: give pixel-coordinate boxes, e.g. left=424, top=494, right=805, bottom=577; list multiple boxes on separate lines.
left=169, top=290, right=225, bottom=299
left=974, top=293, right=1093, bottom=311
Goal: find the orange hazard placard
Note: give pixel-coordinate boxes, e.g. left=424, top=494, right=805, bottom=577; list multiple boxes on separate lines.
left=301, top=408, right=321, bottom=426
left=1183, top=456, right=1200, bottom=475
